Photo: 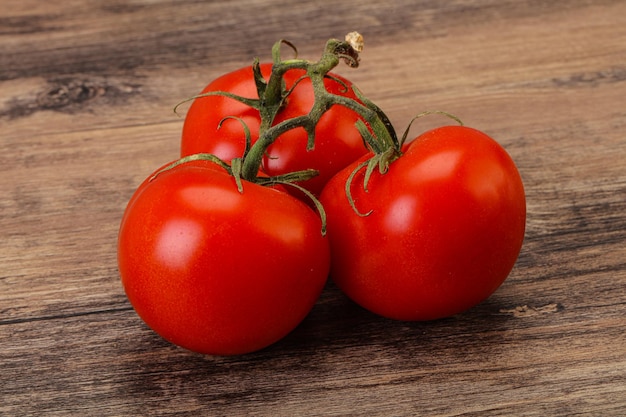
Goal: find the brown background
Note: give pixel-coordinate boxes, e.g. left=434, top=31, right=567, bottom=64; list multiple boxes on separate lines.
left=2, top=0, right=625, bottom=415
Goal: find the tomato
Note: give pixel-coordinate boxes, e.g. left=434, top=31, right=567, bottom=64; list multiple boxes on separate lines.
left=181, top=63, right=370, bottom=196
left=117, top=159, right=330, bottom=355
left=320, top=126, right=526, bottom=321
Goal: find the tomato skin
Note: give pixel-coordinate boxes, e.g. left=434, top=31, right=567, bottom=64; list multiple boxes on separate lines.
left=320, top=126, right=526, bottom=321
left=117, top=160, right=330, bottom=355
left=181, top=63, right=369, bottom=196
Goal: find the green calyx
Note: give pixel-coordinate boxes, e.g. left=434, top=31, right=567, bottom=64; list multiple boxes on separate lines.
left=342, top=110, right=464, bottom=216
left=149, top=152, right=326, bottom=235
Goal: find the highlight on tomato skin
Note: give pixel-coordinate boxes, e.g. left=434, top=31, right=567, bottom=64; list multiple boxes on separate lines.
left=117, top=159, right=330, bottom=355
left=319, top=125, right=526, bottom=322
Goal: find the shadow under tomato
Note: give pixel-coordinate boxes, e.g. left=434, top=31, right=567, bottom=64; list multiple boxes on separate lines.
left=110, top=281, right=538, bottom=414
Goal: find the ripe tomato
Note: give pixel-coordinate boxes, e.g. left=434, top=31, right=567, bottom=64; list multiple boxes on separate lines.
left=320, top=126, right=526, bottom=321
left=180, top=63, right=370, bottom=196
left=117, top=159, right=330, bottom=355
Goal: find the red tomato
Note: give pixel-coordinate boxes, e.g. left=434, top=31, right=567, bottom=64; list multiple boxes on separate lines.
left=117, top=159, right=330, bottom=355
left=320, top=126, right=526, bottom=321
left=181, top=63, right=370, bottom=196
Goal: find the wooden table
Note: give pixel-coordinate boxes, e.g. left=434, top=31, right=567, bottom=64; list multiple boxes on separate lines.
left=2, top=1, right=625, bottom=415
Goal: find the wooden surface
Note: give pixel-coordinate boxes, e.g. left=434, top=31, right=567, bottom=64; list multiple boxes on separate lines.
left=2, top=1, right=625, bottom=415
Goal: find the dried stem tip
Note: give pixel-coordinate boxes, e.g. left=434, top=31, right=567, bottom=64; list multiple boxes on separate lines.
left=345, top=32, right=364, bottom=52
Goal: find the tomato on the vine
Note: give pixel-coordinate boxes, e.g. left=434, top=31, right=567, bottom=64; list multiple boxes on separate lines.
left=181, top=63, right=370, bottom=196
left=320, top=125, right=526, bottom=321
left=117, top=159, right=330, bottom=355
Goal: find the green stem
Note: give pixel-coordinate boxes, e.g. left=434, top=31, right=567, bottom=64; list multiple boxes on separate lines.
left=240, top=34, right=400, bottom=181
left=175, top=34, right=401, bottom=191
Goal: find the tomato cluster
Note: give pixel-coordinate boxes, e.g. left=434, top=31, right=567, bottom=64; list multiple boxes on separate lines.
left=117, top=34, right=526, bottom=355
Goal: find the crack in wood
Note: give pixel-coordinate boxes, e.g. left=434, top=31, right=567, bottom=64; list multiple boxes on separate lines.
left=498, top=303, right=561, bottom=317
left=1, top=77, right=142, bottom=119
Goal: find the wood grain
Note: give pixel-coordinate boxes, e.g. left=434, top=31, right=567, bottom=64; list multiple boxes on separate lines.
left=1, top=0, right=625, bottom=415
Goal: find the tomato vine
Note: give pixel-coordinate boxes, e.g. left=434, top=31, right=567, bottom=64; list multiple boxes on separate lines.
left=171, top=33, right=401, bottom=188
left=168, top=32, right=467, bottom=225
